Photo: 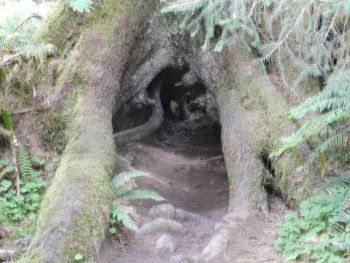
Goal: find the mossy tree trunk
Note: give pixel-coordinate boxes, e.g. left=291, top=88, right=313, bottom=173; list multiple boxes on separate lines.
left=17, top=1, right=157, bottom=262
left=15, top=2, right=321, bottom=262
left=191, top=48, right=319, bottom=215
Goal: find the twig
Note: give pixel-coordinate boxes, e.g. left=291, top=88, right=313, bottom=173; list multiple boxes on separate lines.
left=11, top=134, right=20, bottom=196
left=257, top=258, right=274, bottom=262
left=12, top=14, right=42, bottom=34
left=261, top=7, right=307, bottom=62
left=12, top=105, right=50, bottom=115
left=1, top=53, right=20, bottom=65
left=322, top=9, right=339, bottom=45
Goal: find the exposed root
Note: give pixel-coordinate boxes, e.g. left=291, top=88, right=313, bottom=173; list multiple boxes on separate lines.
left=0, top=249, right=16, bottom=261
left=136, top=218, right=184, bottom=238
left=149, top=204, right=176, bottom=219
left=201, top=226, right=231, bottom=261
left=154, top=234, right=177, bottom=254
left=114, top=82, right=164, bottom=146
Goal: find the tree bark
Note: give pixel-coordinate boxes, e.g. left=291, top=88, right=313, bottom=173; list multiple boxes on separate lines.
left=14, top=2, right=321, bottom=262
left=191, top=47, right=319, bottom=213
left=17, top=1, right=157, bottom=262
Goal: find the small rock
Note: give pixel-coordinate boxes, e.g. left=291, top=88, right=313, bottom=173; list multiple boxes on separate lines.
left=136, top=218, right=184, bottom=238
left=149, top=204, right=176, bottom=219
left=202, top=226, right=231, bottom=261
left=175, top=208, right=185, bottom=221
left=155, top=234, right=177, bottom=254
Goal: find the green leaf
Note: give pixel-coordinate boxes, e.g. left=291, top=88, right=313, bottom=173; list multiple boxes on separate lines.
left=0, top=109, right=13, bottom=131
left=74, top=253, right=83, bottom=261
left=111, top=204, right=138, bottom=231
left=69, top=0, right=93, bottom=13
left=122, top=188, right=165, bottom=201
left=109, top=226, right=117, bottom=234
left=0, top=159, right=10, bottom=167
left=0, top=179, right=12, bottom=191
left=31, top=156, right=46, bottom=168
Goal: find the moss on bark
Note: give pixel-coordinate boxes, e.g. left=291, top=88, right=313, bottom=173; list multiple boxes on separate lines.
left=192, top=46, right=320, bottom=213
left=16, top=1, right=157, bottom=262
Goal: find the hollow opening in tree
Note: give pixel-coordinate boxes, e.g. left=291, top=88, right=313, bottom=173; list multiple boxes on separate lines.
left=112, top=66, right=228, bottom=213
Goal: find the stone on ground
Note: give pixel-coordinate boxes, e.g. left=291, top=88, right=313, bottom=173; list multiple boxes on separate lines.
left=154, top=234, right=177, bottom=254
left=149, top=204, right=176, bottom=219
left=136, top=218, right=184, bottom=237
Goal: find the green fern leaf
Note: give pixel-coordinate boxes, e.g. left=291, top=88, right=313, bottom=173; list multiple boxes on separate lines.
left=69, top=0, right=93, bottom=13
left=111, top=170, right=152, bottom=189
left=17, top=145, right=34, bottom=178
left=112, top=204, right=138, bottom=231
left=122, top=188, right=165, bottom=201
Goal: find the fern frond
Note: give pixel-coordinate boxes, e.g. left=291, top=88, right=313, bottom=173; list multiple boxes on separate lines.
left=111, top=170, right=152, bottom=190
left=271, top=109, right=350, bottom=158
left=271, top=67, right=350, bottom=168
left=69, top=0, right=93, bottom=13
left=319, top=175, right=350, bottom=231
left=122, top=188, right=165, bottom=201
left=110, top=170, right=165, bottom=233
left=332, top=193, right=350, bottom=231
left=17, top=145, right=34, bottom=178
left=111, top=204, right=138, bottom=231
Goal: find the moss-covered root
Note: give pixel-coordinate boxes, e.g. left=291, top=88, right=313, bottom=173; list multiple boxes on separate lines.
left=21, top=100, right=115, bottom=263
left=197, top=47, right=320, bottom=213
left=16, top=1, right=157, bottom=262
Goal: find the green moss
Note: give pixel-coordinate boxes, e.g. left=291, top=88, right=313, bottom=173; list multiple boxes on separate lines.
left=32, top=1, right=84, bottom=54
left=18, top=1, right=162, bottom=262
left=22, top=121, right=114, bottom=262
left=40, top=110, right=67, bottom=153
left=217, top=47, right=320, bottom=210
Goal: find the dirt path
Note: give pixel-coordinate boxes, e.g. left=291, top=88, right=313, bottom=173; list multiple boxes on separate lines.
left=100, top=139, right=287, bottom=263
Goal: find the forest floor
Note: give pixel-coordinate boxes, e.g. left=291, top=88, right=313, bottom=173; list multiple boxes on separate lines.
left=101, top=116, right=287, bottom=263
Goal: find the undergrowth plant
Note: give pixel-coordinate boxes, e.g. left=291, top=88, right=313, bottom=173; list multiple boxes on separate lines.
left=0, top=0, right=54, bottom=68
left=69, top=0, right=93, bottom=13
left=161, top=0, right=350, bottom=172
left=109, top=170, right=165, bottom=234
left=270, top=68, right=350, bottom=173
left=0, top=146, right=50, bottom=223
left=276, top=175, right=350, bottom=262
left=161, top=0, right=350, bottom=89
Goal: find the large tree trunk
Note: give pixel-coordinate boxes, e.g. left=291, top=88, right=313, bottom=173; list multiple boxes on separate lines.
left=14, top=2, right=320, bottom=262
left=16, top=1, right=157, bottom=262
left=190, top=47, right=320, bottom=214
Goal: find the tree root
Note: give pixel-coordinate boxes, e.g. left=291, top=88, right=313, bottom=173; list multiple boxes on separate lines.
left=0, top=224, right=10, bottom=239
left=114, top=82, right=164, bottom=146
left=136, top=218, right=184, bottom=238
left=0, top=249, right=16, bottom=261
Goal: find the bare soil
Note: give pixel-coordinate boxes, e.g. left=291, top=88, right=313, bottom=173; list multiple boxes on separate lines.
left=100, top=118, right=287, bottom=263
